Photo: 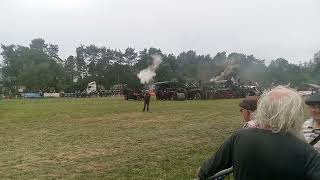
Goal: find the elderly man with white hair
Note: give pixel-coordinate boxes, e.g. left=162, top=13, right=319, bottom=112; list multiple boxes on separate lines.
left=198, top=86, right=320, bottom=180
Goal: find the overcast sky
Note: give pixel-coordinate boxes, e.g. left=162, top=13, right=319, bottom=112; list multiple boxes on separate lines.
left=0, top=0, right=319, bottom=64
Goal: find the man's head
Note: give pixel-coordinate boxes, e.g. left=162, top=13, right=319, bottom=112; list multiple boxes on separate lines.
left=305, top=93, right=320, bottom=121
left=255, top=86, right=304, bottom=133
left=239, top=97, right=258, bottom=122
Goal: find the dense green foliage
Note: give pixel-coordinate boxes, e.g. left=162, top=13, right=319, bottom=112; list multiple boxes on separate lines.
left=1, top=38, right=319, bottom=93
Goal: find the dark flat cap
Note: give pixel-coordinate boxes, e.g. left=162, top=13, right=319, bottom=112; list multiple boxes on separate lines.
left=239, top=97, right=258, bottom=111
left=305, top=93, right=320, bottom=105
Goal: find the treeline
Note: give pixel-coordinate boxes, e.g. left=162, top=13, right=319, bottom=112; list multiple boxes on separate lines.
left=1, top=38, right=319, bottom=93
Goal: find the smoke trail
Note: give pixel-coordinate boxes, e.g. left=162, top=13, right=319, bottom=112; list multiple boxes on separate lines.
left=210, top=64, right=240, bottom=82
left=137, top=55, right=162, bottom=84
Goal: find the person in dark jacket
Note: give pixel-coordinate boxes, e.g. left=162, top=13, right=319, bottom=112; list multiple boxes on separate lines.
left=143, top=91, right=151, bottom=112
left=198, top=86, right=320, bottom=180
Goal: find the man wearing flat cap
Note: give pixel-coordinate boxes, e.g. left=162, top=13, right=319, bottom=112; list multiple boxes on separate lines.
left=239, top=97, right=258, bottom=128
left=302, top=93, right=320, bottom=152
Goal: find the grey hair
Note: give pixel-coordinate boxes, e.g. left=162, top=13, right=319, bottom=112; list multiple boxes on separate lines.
left=255, top=86, right=304, bottom=133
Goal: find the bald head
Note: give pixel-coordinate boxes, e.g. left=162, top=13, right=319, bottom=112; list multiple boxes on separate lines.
left=268, top=86, right=297, bottom=101
left=255, top=86, right=304, bottom=133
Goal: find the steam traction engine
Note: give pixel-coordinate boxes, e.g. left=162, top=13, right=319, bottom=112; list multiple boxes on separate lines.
left=154, top=81, right=186, bottom=100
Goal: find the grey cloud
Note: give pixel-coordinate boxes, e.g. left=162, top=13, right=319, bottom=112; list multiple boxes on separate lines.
left=0, top=0, right=319, bottom=63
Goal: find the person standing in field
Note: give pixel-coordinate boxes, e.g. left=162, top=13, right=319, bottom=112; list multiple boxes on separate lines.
left=143, top=91, right=151, bottom=112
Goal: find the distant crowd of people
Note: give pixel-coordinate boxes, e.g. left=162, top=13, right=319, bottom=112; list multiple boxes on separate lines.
left=198, top=86, right=320, bottom=180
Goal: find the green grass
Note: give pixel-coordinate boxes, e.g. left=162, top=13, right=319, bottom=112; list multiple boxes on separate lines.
left=0, top=97, right=243, bottom=179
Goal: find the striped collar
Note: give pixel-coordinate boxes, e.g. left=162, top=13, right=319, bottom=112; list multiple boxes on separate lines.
left=304, top=118, right=320, bottom=129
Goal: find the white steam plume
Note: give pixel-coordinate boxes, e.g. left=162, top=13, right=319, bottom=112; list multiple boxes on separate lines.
left=210, top=64, right=240, bottom=82
left=137, top=55, right=162, bottom=84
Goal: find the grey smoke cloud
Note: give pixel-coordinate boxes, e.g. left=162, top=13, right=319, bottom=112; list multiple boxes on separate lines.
left=210, top=64, right=240, bottom=82
left=0, top=0, right=319, bottom=64
left=137, top=55, right=162, bottom=84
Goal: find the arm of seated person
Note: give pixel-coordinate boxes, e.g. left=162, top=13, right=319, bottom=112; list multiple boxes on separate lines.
left=198, top=135, right=234, bottom=179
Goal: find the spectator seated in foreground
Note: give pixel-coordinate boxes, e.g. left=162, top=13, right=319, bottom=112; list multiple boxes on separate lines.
left=198, top=86, right=320, bottom=180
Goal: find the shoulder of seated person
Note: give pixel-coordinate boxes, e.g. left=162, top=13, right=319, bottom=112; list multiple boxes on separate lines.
left=234, top=128, right=260, bottom=136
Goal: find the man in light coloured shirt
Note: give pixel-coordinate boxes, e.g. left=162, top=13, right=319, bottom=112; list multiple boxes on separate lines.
left=303, top=93, right=320, bottom=152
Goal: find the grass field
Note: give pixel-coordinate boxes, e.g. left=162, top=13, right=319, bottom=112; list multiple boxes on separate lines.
left=0, top=97, right=243, bottom=179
